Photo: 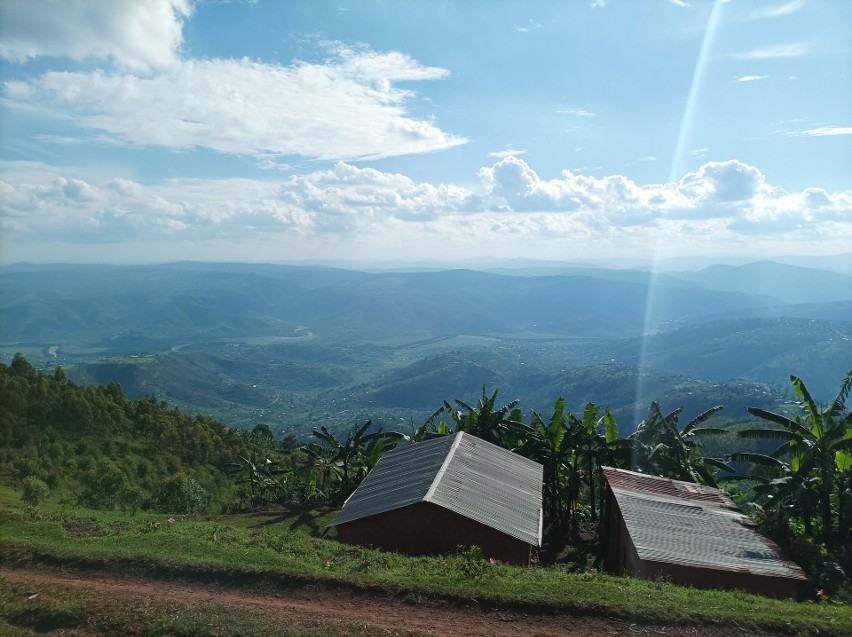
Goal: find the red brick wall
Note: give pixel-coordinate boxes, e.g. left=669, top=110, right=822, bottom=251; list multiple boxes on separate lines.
left=336, top=502, right=533, bottom=566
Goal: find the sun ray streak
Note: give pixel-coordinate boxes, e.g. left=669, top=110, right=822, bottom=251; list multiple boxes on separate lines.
left=632, top=0, right=726, bottom=447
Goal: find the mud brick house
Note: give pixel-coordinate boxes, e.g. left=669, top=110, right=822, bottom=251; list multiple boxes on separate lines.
left=602, top=467, right=808, bottom=599
left=331, top=432, right=543, bottom=566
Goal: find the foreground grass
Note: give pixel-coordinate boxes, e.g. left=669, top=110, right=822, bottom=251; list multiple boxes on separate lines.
left=1, top=493, right=850, bottom=636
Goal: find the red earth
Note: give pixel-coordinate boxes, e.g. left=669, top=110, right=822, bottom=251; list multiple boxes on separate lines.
left=1, top=564, right=789, bottom=636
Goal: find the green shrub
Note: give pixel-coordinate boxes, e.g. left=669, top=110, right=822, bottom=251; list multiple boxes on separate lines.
left=21, top=476, right=49, bottom=509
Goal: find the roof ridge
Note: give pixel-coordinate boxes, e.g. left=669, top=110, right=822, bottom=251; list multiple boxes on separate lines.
left=423, top=431, right=463, bottom=503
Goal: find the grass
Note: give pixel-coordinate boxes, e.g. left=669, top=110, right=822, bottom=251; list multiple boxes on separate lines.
left=0, top=575, right=418, bottom=637
left=1, top=488, right=850, bottom=636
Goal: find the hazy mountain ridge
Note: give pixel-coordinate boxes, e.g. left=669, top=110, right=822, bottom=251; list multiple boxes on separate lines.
left=1, top=262, right=788, bottom=346
left=667, top=261, right=852, bottom=304
left=2, top=261, right=849, bottom=434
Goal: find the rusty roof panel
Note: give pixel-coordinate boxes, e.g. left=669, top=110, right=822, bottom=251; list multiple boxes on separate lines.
left=603, top=467, right=807, bottom=581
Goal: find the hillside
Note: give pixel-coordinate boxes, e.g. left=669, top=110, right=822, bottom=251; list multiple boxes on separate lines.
left=2, top=261, right=849, bottom=435
left=1, top=262, right=781, bottom=349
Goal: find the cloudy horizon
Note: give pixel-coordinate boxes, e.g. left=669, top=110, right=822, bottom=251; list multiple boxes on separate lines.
left=1, top=0, right=850, bottom=268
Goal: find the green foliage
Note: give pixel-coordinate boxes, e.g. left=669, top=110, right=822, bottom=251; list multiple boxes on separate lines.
left=733, top=372, right=852, bottom=550
left=419, top=387, right=524, bottom=447
left=0, top=355, right=283, bottom=514
left=627, top=402, right=732, bottom=487
left=303, top=421, right=407, bottom=504
left=20, top=476, right=49, bottom=509
left=455, top=545, right=491, bottom=579
left=157, top=472, right=207, bottom=514
left=226, top=455, right=287, bottom=508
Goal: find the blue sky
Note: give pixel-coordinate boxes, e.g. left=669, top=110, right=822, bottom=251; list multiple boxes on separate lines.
left=1, top=0, right=850, bottom=266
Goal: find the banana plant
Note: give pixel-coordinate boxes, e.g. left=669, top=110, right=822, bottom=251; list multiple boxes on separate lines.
left=734, top=372, right=852, bottom=548
left=225, top=454, right=286, bottom=505
left=628, top=402, right=732, bottom=487
left=433, top=386, right=525, bottom=447
left=304, top=420, right=407, bottom=502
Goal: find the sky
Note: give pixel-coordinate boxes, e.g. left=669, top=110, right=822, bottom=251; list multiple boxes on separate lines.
left=1, top=0, right=850, bottom=267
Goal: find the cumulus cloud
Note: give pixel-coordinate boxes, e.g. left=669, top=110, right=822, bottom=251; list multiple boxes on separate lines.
left=478, top=156, right=850, bottom=234
left=3, top=48, right=465, bottom=161
left=3, top=159, right=850, bottom=263
left=678, top=160, right=768, bottom=203
left=276, top=162, right=485, bottom=229
left=479, top=155, right=687, bottom=215
left=0, top=161, right=484, bottom=244
left=0, top=0, right=191, bottom=71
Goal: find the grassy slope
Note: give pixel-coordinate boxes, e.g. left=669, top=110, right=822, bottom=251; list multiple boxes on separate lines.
left=0, top=488, right=849, bottom=637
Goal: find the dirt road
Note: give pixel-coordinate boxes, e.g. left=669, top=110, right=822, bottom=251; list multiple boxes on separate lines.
left=0, top=564, right=777, bottom=636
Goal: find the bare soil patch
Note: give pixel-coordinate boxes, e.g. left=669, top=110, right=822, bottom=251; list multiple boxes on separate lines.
left=0, top=564, right=787, bottom=637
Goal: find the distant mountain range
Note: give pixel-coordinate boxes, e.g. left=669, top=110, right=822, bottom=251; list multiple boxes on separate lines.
left=1, top=260, right=849, bottom=434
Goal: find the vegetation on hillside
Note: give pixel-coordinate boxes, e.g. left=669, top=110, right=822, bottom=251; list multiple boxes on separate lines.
left=2, top=353, right=850, bottom=603
left=3, top=503, right=849, bottom=636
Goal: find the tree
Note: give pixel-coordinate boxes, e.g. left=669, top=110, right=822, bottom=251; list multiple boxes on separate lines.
left=517, top=398, right=574, bottom=525
left=568, top=402, right=620, bottom=523
left=21, top=476, right=49, bottom=510
left=427, top=387, right=524, bottom=447
left=734, top=372, right=852, bottom=548
left=514, top=399, right=620, bottom=529
left=628, top=402, right=732, bottom=487
left=157, top=472, right=206, bottom=513
left=304, top=420, right=407, bottom=502
left=226, top=454, right=286, bottom=506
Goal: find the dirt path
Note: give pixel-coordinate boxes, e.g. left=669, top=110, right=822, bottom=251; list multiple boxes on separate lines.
left=5, top=565, right=792, bottom=637
left=0, top=564, right=768, bottom=636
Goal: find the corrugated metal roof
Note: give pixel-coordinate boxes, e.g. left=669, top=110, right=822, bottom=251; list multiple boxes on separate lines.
left=331, top=432, right=543, bottom=546
left=603, top=467, right=807, bottom=581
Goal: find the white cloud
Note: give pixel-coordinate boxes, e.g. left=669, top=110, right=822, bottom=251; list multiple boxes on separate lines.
left=733, top=43, right=810, bottom=60
left=787, top=126, right=852, bottom=137
left=747, top=0, right=808, bottom=20
left=488, top=149, right=527, bottom=159
left=0, top=0, right=192, bottom=71
left=478, top=156, right=851, bottom=231
left=514, top=19, right=543, bottom=33
left=737, top=75, right=768, bottom=82
left=557, top=109, right=595, bottom=117
left=276, top=162, right=485, bottom=228
left=2, top=48, right=466, bottom=161
left=479, top=155, right=688, bottom=214
left=678, top=160, right=768, bottom=203
left=3, top=159, right=850, bottom=263
left=0, top=161, right=485, bottom=245
left=665, top=0, right=691, bottom=8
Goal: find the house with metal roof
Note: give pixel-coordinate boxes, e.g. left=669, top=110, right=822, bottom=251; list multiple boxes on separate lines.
left=602, top=467, right=808, bottom=599
left=330, top=432, right=544, bottom=565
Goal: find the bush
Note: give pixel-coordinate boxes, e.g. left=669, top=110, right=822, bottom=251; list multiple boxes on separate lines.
left=21, top=476, right=49, bottom=509
left=157, top=472, right=206, bottom=514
